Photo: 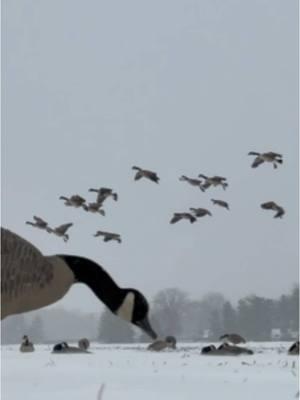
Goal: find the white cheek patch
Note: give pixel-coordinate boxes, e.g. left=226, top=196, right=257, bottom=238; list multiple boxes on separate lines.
left=116, top=292, right=135, bottom=322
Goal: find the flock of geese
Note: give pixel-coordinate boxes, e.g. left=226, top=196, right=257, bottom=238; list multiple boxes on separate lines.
left=25, top=151, right=285, bottom=244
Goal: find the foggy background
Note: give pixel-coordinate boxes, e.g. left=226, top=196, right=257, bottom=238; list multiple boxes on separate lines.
left=2, top=0, right=298, bottom=323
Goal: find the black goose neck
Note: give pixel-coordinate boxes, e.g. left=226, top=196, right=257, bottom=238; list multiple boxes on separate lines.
left=58, top=255, right=123, bottom=312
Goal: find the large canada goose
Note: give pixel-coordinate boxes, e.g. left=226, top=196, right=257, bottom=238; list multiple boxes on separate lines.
left=1, top=227, right=157, bottom=339
left=26, top=216, right=49, bottom=230
left=198, top=174, right=228, bottom=191
left=47, top=223, right=73, bottom=242
left=59, top=195, right=87, bottom=208
left=89, top=188, right=118, bottom=203
left=170, top=213, right=196, bottom=224
left=211, top=199, right=230, bottom=210
left=83, top=202, right=105, bottom=216
left=19, top=335, right=35, bottom=353
left=132, top=166, right=160, bottom=183
left=147, top=336, right=177, bottom=351
left=189, top=208, right=212, bottom=218
left=248, top=151, right=283, bottom=169
left=94, top=231, right=122, bottom=243
left=260, top=201, right=285, bottom=218
left=219, top=333, right=246, bottom=344
left=179, top=175, right=203, bottom=189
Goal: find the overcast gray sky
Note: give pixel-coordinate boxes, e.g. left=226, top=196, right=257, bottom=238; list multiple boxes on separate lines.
left=2, top=0, right=299, bottom=314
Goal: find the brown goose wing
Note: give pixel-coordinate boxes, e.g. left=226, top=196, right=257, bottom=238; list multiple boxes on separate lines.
left=251, top=156, right=264, bottom=168
left=54, top=223, right=73, bottom=234
left=1, top=228, right=54, bottom=319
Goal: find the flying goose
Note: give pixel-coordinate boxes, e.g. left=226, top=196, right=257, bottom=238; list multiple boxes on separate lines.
left=189, top=208, right=212, bottom=218
left=89, top=188, right=118, bottom=203
left=179, top=175, right=203, bottom=189
left=20, top=335, right=35, bottom=353
left=132, top=166, right=160, bottom=183
left=260, top=201, right=285, bottom=218
left=47, top=223, right=73, bottom=242
left=248, top=151, right=283, bottom=169
left=94, top=231, right=122, bottom=243
left=219, top=333, right=246, bottom=344
left=211, top=199, right=230, bottom=210
left=147, top=336, right=177, bottom=351
left=26, top=216, right=49, bottom=230
left=83, top=202, right=105, bottom=216
left=1, top=227, right=157, bottom=339
left=198, top=174, right=228, bottom=191
left=59, top=195, right=87, bottom=208
left=170, top=213, right=197, bottom=224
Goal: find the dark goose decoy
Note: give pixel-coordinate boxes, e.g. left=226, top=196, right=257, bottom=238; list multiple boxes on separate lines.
left=201, top=343, right=253, bottom=356
left=59, top=195, right=87, bottom=208
left=190, top=208, right=212, bottom=218
left=52, top=341, right=91, bottom=354
left=83, top=202, right=105, bottom=216
left=1, top=227, right=157, bottom=339
left=170, top=213, right=196, bottom=224
left=94, top=231, right=121, bottom=243
left=47, top=223, right=73, bottom=242
left=248, top=151, right=283, bottom=169
left=19, top=335, right=35, bottom=353
left=147, top=336, right=177, bottom=351
left=198, top=175, right=228, bottom=191
left=260, top=201, right=285, bottom=218
left=179, top=175, right=203, bottom=189
left=132, top=166, right=160, bottom=183
left=89, top=188, right=118, bottom=203
left=219, top=333, right=246, bottom=345
left=211, top=199, right=230, bottom=210
left=26, top=216, right=49, bottom=231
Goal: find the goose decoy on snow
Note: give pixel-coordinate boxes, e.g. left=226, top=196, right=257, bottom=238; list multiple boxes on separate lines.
left=59, top=195, right=87, bottom=208
left=198, top=174, right=228, bottom=191
left=26, top=216, right=49, bottom=231
left=52, top=341, right=91, bottom=354
left=211, top=199, right=230, bottom=210
left=260, top=201, right=285, bottom=218
left=189, top=208, right=212, bottom=218
left=89, top=187, right=118, bottom=203
left=201, top=343, right=253, bottom=355
left=1, top=227, right=157, bottom=339
left=179, top=175, right=203, bottom=189
left=132, top=166, right=160, bottom=183
left=248, top=151, right=283, bottom=169
left=20, top=335, right=35, bottom=353
left=147, top=336, right=177, bottom=351
left=83, top=202, right=105, bottom=216
left=46, top=223, right=73, bottom=242
left=288, top=341, right=299, bottom=355
left=94, top=231, right=121, bottom=243
left=219, top=333, right=246, bottom=345
left=170, top=213, right=197, bottom=224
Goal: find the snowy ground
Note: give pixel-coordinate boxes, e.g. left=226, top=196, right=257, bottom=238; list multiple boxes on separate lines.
left=1, top=342, right=299, bottom=400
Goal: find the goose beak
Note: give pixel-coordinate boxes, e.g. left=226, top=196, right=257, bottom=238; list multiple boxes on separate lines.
left=135, top=316, right=157, bottom=339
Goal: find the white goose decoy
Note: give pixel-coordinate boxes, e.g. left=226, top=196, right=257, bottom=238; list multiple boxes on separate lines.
left=248, top=151, right=283, bottom=169
left=46, top=223, right=73, bottom=242
left=59, top=195, right=87, bottom=208
left=1, top=228, right=157, bottom=339
left=26, top=216, right=49, bottom=231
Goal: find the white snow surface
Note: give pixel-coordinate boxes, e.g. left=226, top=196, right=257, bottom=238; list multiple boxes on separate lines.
left=1, top=342, right=299, bottom=400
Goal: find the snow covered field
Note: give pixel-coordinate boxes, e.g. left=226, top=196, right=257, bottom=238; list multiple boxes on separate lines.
left=1, top=342, right=299, bottom=400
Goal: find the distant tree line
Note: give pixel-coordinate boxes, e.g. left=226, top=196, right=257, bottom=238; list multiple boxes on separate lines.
left=1, top=285, right=298, bottom=344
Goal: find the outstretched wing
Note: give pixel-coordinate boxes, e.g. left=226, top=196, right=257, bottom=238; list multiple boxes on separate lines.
left=55, top=223, right=73, bottom=234
left=170, top=214, right=181, bottom=224
left=33, top=216, right=48, bottom=225
left=251, top=156, right=264, bottom=168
